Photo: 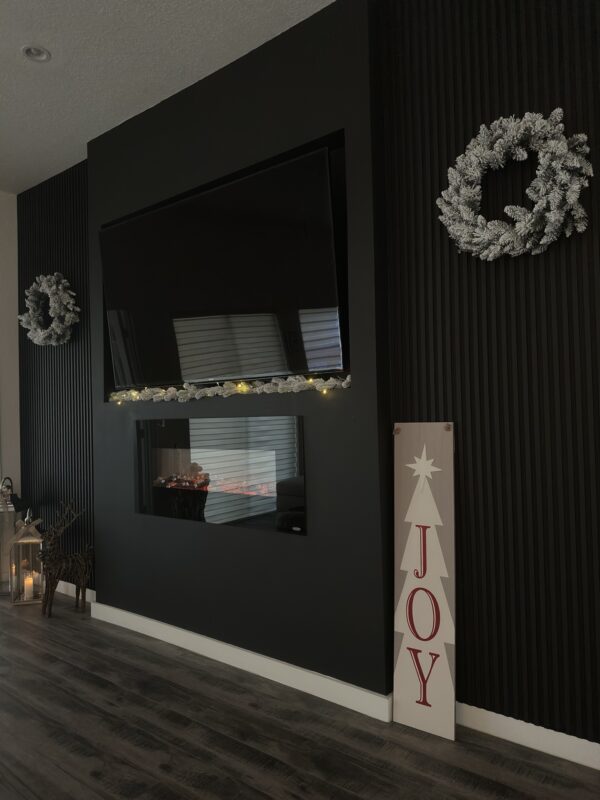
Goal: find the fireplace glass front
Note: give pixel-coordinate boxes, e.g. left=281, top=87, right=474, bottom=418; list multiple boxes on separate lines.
left=137, top=417, right=306, bottom=534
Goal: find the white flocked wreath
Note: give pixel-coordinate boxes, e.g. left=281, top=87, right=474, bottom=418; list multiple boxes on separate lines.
left=436, top=108, right=593, bottom=260
left=18, top=272, right=80, bottom=346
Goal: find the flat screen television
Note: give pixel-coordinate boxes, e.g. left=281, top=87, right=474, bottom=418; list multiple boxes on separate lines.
left=100, top=141, right=348, bottom=391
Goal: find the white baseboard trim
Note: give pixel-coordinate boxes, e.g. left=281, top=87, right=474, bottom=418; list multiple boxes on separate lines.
left=57, top=580, right=97, bottom=603
left=90, top=601, right=393, bottom=722
left=457, top=702, right=600, bottom=771
left=88, top=602, right=598, bottom=768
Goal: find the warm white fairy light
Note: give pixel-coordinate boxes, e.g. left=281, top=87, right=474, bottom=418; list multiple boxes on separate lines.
left=110, top=374, right=351, bottom=404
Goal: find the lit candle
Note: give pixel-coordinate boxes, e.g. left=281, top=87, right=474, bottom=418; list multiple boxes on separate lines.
left=23, top=574, right=33, bottom=601
left=11, top=563, right=15, bottom=577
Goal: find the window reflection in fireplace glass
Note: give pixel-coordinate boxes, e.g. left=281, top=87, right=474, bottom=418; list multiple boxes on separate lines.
left=137, top=417, right=306, bottom=534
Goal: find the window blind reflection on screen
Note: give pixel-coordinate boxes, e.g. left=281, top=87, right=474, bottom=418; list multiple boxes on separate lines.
left=173, top=313, right=288, bottom=383
left=189, top=416, right=297, bottom=525
left=299, top=307, right=343, bottom=372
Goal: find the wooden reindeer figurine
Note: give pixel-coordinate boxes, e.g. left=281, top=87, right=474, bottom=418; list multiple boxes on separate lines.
left=39, top=502, right=93, bottom=618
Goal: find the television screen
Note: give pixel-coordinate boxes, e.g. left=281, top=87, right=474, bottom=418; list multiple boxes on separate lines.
left=100, top=145, right=348, bottom=391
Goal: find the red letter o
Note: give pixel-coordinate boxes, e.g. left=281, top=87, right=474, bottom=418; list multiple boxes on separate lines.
left=406, top=587, right=440, bottom=641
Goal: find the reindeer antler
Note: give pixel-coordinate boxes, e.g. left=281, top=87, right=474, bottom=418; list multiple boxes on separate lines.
left=42, top=501, right=83, bottom=543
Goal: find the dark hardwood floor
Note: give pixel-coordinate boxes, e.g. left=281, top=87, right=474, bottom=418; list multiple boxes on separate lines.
left=0, top=596, right=598, bottom=800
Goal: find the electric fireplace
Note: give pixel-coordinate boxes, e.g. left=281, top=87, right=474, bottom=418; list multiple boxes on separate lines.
left=137, top=416, right=306, bottom=534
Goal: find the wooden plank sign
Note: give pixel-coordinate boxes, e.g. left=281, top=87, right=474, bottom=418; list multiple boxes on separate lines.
left=393, top=422, right=455, bottom=740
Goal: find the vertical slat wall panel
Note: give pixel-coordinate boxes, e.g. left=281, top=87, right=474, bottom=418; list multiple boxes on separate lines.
left=375, top=0, right=600, bottom=742
left=17, top=162, right=94, bottom=585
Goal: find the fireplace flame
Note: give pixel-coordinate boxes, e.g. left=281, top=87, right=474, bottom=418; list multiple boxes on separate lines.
left=154, top=472, right=275, bottom=497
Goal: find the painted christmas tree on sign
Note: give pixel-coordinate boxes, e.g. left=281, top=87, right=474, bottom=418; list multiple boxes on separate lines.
left=394, top=439, right=455, bottom=741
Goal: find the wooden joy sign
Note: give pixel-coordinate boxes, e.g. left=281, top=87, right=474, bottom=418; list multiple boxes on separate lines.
left=393, top=423, right=455, bottom=741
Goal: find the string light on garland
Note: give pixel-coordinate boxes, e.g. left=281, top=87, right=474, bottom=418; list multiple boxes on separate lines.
left=110, top=374, right=351, bottom=404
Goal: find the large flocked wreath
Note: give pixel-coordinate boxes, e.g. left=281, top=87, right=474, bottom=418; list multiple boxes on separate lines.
left=18, top=273, right=80, bottom=346
left=436, top=108, right=593, bottom=260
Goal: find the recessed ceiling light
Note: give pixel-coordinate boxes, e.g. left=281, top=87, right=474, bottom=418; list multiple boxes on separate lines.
left=21, top=45, right=51, bottom=63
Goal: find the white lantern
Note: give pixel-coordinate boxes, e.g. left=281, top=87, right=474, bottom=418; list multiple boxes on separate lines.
left=0, top=477, right=21, bottom=595
left=9, top=524, right=44, bottom=605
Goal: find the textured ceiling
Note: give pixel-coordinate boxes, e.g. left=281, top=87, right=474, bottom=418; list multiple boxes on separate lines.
left=0, top=0, right=334, bottom=193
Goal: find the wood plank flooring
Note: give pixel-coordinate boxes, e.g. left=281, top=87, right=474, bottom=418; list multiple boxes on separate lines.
left=0, top=595, right=598, bottom=799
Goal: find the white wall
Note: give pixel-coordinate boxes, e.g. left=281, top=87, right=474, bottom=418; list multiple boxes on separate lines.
left=0, top=190, right=20, bottom=492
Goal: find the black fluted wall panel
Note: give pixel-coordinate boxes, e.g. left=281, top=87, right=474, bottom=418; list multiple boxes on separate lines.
left=18, top=162, right=94, bottom=580
left=376, top=0, right=600, bottom=742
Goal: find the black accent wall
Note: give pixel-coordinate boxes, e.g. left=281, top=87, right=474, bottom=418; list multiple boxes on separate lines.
left=376, top=0, right=600, bottom=742
left=18, top=162, right=95, bottom=572
left=15, top=0, right=600, bottom=744
left=88, top=0, right=392, bottom=694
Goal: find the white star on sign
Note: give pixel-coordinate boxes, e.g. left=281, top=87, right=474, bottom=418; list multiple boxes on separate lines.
left=406, top=444, right=441, bottom=480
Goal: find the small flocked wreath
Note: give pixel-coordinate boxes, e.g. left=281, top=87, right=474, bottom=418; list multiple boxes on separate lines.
left=436, top=108, right=593, bottom=260
left=18, top=272, right=80, bottom=346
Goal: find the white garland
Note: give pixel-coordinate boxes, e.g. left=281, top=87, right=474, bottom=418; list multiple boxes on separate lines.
left=110, top=374, right=351, bottom=403
left=18, top=272, right=80, bottom=346
left=437, top=108, right=592, bottom=260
